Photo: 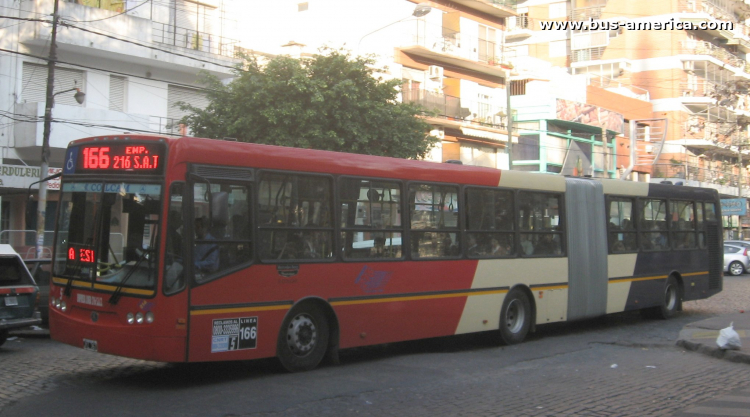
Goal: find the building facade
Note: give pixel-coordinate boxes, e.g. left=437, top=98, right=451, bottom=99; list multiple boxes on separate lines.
left=0, top=0, right=241, bottom=255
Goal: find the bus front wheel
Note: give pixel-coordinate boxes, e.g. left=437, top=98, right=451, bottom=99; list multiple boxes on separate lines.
left=277, top=304, right=330, bottom=372
left=499, top=288, right=531, bottom=345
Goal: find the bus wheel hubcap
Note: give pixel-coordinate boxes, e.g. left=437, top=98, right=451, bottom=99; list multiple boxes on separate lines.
left=505, top=299, right=525, bottom=334
left=287, top=314, right=317, bottom=356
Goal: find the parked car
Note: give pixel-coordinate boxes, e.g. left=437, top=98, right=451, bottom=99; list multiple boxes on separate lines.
left=725, top=240, right=750, bottom=249
left=23, top=259, right=51, bottom=324
left=724, top=243, right=750, bottom=276
left=0, top=244, right=41, bottom=347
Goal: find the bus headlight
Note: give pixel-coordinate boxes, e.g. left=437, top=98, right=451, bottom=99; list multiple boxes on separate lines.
left=135, top=312, right=144, bottom=324
left=126, top=313, right=135, bottom=324
left=145, top=311, right=154, bottom=324
left=55, top=298, right=61, bottom=309
left=60, top=301, right=67, bottom=312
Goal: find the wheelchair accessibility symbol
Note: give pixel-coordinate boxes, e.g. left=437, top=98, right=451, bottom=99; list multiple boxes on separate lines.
left=63, top=148, right=78, bottom=174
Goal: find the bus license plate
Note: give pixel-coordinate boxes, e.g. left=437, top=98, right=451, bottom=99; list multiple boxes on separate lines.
left=83, top=339, right=98, bottom=352
left=4, top=296, right=18, bottom=306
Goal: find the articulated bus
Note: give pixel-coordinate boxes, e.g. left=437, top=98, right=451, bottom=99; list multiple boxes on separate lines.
left=49, top=135, right=723, bottom=371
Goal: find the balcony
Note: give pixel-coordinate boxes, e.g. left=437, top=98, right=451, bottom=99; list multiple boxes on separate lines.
left=448, top=0, right=518, bottom=18
left=506, top=16, right=535, bottom=40
left=680, top=41, right=747, bottom=72
left=677, top=0, right=742, bottom=22
left=571, top=6, right=603, bottom=21
left=17, top=0, right=239, bottom=76
left=402, top=87, right=510, bottom=133
left=651, top=163, right=750, bottom=196
left=152, top=22, right=239, bottom=58
left=399, top=22, right=512, bottom=78
left=586, top=74, right=650, bottom=101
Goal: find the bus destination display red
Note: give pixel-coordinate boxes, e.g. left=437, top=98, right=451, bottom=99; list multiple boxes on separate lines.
left=77, top=144, right=162, bottom=172
left=67, top=245, right=96, bottom=264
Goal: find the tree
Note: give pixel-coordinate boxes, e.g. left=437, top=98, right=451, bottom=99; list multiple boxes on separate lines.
left=178, top=49, right=436, bottom=159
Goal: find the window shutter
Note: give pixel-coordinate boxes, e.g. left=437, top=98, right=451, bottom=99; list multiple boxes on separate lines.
left=109, top=75, right=126, bottom=112
left=167, top=84, right=209, bottom=122
left=22, top=62, right=84, bottom=106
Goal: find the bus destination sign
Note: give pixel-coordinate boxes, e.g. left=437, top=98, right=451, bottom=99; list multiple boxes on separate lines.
left=65, top=143, right=164, bottom=174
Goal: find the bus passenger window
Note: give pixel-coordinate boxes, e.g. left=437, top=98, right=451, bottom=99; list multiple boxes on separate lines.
left=192, top=182, right=253, bottom=281
left=409, top=184, right=459, bottom=259
left=608, top=198, right=636, bottom=253
left=518, top=192, right=564, bottom=257
left=639, top=198, right=668, bottom=251
left=258, top=173, right=334, bottom=262
left=339, top=178, right=403, bottom=260
left=465, top=188, right=515, bottom=258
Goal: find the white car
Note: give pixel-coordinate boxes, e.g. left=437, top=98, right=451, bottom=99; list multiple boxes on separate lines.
left=724, top=244, right=750, bottom=276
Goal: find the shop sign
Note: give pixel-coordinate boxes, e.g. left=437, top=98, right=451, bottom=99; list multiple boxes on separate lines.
left=0, top=165, right=62, bottom=190
left=721, top=198, right=747, bottom=216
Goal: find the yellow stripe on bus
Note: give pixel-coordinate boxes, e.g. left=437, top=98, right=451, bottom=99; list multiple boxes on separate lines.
left=330, top=288, right=510, bottom=307
left=609, top=271, right=707, bottom=284
left=190, top=304, right=293, bottom=316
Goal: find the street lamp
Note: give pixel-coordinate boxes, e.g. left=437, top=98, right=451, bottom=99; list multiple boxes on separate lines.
left=357, top=4, right=432, bottom=50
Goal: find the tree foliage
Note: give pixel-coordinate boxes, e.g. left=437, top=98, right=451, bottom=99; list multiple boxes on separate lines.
left=178, top=49, right=436, bottom=159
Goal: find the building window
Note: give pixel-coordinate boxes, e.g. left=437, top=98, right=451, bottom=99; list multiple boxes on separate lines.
left=549, top=40, right=567, bottom=57
left=549, top=2, right=567, bottom=19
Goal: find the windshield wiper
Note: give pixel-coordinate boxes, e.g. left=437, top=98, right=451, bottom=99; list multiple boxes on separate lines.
left=108, top=250, right=149, bottom=305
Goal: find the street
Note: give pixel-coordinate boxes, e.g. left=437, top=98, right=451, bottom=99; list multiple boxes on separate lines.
left=1, top=276, right=748, bottom=417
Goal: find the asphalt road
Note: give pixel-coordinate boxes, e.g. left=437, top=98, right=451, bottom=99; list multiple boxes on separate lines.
left=1, top=276, right=748, bottom=417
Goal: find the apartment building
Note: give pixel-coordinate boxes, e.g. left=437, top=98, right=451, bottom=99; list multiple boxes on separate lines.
left=241, top=0, right=518, bottom=169
left=505, top=0, right=750, bottom=235
left=0, top=0, right=241, bottom=251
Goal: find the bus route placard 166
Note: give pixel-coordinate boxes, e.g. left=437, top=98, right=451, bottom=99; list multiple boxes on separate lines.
left=211, top=317, right=257, bottom=353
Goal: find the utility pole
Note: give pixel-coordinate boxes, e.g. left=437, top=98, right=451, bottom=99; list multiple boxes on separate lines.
left=36, top=0, right=60, bottom=258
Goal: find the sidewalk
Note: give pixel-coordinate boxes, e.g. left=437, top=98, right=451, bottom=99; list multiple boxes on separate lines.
left=676, top=312, right=750, bottom=364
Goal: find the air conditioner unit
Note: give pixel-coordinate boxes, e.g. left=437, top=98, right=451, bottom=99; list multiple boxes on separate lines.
left=645, top=145, right=654, bottom=153
left=430, top=127, right=445, bottom=139
left=428, top=65, right=444, bottom=80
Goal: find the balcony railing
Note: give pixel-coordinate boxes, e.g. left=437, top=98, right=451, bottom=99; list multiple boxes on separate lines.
left=404, top=22, right=513, bottom=66
left=677, top=0, right=740, bottom=22
left=680, top=40, right=747, bottom=70
left=651, top=163, right=745, bottom=187
left=571, top=6, right=603, bottom=21
left=570, top=46, right=606, bottom=63
left=152, top=22, right=239, bottom=58
left=679, top=80, right=719, bottom=98
left=586, top=74, right=650, bottom=101
left=402, top=88, right=508, bottom=129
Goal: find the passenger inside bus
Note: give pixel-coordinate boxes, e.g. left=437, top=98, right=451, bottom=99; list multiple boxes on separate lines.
left=194, top=216, right=219, bottom=273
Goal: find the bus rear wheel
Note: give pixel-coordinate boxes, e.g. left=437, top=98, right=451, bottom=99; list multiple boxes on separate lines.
left=656, top=276, right=680, bottom=319
left=277, top=304, right=329, bottom=372
left=499, top=288, right=531, bottom=345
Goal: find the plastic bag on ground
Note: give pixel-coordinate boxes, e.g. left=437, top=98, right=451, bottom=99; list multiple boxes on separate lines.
left=716, top=322, right=742, bottom=350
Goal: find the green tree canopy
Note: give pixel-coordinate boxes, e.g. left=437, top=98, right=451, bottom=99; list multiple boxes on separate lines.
left=178, top=49, right=436, bottom=159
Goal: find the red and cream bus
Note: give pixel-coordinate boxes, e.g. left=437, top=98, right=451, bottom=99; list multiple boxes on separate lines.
left=49, top=135, right=723, bottom=371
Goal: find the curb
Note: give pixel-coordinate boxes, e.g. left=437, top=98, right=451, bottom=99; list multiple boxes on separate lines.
left=676, top=339, right=750, bottom=365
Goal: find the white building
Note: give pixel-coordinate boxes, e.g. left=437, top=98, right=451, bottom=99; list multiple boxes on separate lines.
left=0, top=0, right=241, bottom=249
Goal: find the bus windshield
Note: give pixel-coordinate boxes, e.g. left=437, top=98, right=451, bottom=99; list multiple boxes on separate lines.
left=54, top=182, right=162, bottom=290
